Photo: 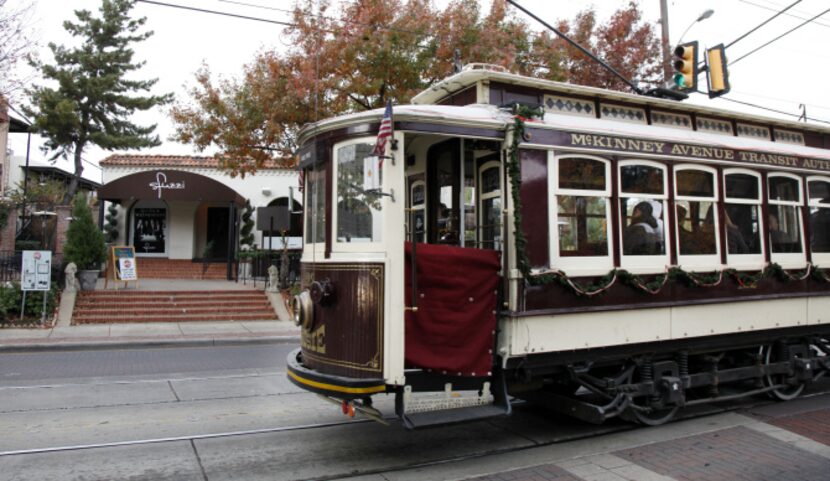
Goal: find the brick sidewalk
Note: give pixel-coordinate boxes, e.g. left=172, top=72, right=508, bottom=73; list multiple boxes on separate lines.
left=467, top=407, right=830, bottom=481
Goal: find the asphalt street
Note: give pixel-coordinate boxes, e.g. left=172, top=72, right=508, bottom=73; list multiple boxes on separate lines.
left=0, top=345, right=827, bottom=481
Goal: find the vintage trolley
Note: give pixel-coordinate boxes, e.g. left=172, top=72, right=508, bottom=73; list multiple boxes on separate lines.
left=286, top=65, right=830, bottom=428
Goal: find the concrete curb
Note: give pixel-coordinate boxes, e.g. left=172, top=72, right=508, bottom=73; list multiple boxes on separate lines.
left=0, top=334, right=300, bottom=353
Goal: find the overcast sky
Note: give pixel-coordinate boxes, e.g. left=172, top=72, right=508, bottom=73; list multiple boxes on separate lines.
left=7, top=0, right=830, bottom=176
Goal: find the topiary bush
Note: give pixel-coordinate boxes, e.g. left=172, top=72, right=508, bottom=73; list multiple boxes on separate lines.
left=104, top=202, right=119, bottom=243
left=63, top=194, right=107, bottom=270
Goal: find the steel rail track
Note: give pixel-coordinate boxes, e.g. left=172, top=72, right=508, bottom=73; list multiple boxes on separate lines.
left=1, top=382, right=827, bottom=481
left=0, top=418, right=375, bottom=457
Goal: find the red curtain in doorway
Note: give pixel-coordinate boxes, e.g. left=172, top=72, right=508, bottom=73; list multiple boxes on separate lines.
left=404, top=242, right=501, bottom=377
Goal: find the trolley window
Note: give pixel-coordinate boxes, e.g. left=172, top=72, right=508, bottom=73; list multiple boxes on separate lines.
left=619, top=161, right=668, bottom=273
left=675, top=165, right=720, bottom=271
left=478, top=162, right=502, bottom=250
left=767, top=174, right=805, bottom=267
left=549, top=153, right=613, bottom=275
left=304, top=168, right=326, bottom=245
left=334, top=139, right=383, bottom=245
left=808, top=176, right=830, bottom=262
left=723, top=170, right=764, bottom=269
left=408, top=180, right=426, bottom=243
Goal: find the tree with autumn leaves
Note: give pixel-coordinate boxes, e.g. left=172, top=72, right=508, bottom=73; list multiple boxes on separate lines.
left=171, top=0, right=661, bottom=175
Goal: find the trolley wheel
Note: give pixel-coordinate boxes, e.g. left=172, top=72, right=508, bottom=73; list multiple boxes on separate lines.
left=761, top=344, right=805, bottom=401
left=625, top=403, right=679, bottom=426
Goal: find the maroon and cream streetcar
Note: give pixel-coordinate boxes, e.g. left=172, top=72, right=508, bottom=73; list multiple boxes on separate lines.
left=286, top=65, right=830, bottom=428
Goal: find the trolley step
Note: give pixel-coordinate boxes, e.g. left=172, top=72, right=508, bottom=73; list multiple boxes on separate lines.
left=401, top=404, right=508, bottom=429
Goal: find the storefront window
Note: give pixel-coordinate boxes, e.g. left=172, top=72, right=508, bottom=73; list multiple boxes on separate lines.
left=133, top=207, right=166, bottom=254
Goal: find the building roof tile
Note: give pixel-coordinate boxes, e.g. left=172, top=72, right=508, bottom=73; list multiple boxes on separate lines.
left=99, top=154, right=292, bottom=170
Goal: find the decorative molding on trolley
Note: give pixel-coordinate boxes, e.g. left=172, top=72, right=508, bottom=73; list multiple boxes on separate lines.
left=599, top=103, right=647, bottom=124
left=543, top=94, right=594, bottom=118
left=774, top=129, right=806, bottom=146
left=736, top=123, right=771, bottom=141
left=696, top=117, right=734, bottom=136
left=651, top=111, right=693, bottom=130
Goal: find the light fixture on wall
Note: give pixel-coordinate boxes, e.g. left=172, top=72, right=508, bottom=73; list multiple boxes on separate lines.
left=262, top=188, right=271, bottom=196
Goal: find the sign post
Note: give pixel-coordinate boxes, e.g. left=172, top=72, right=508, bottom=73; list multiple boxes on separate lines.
left=20, top=250, right=52, bottom=324
left=106, top=246, right=139, bottom=289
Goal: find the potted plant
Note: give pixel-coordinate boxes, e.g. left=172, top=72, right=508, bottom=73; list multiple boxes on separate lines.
left=63, top=194, right=107, bottom=290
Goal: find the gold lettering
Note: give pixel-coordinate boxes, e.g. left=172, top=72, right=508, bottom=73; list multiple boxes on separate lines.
left=571, top=133, right=587, bottom=146
left=301, top=324, right=326, bottom=354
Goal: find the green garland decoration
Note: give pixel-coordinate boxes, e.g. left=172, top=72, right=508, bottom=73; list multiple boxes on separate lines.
left=504, top=104, right=830, bottom=297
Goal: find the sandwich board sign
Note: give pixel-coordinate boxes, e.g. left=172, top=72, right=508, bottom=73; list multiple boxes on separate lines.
left=106, top=246, right=139, bottom=289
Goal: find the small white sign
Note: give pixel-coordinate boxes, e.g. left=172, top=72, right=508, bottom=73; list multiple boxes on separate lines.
left=363, top=156, right=381, bottom=191
left=21, top=250, right=51, bottom=291
left=118, top=258, right=138, bottom=281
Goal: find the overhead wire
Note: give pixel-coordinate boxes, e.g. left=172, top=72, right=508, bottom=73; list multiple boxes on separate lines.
left=738, top=0, right=830, bottom=29
left=728, top=5, right=830, bottom=65
left=725, top=0, right=802, bottom=49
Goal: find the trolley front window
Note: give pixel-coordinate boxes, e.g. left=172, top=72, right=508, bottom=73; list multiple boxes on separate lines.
left=335, top=141, right=383, bottom=244
left=305, top=168, right=326, bottom=245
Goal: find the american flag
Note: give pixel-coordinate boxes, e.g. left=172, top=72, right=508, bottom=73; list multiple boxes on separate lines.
left=371, top=100, right=393, bottom=159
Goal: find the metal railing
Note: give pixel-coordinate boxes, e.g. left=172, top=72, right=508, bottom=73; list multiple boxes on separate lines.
left=237, top=250, right=301, bottom=289
left=0, top=251, right=65, bottom=284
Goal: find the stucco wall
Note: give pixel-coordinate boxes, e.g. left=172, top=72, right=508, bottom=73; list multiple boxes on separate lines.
left=102, top=165, right=300, bottom=259
left=168, top=201, right=199, bottom=260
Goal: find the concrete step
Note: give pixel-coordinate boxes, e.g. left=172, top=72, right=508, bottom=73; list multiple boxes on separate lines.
left=72, top=289, right=278, bottom=324
left=73, top=312, right=277, bottom=324
left=73, top=305, right=273, bottom=316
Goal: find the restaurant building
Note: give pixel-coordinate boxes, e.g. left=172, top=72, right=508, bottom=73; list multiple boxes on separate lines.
left=98, top=155, right=300, bottom=263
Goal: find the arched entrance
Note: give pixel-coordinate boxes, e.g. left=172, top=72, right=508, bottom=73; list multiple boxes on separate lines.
left=98, top=170, right=246, bottom=279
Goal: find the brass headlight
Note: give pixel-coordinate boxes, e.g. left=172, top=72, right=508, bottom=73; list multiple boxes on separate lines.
left=292, top=290, right=313, bottom=329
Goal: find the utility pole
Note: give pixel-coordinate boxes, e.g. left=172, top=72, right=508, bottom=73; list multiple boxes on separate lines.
left=659, top=0, right=672, bottom=85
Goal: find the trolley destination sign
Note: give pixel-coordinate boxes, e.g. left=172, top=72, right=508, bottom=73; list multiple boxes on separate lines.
left=536, top=130, right=830, bottom=172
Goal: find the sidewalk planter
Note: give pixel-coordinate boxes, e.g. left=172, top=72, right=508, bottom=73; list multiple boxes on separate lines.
left=78, top=270, right=99, bottom=291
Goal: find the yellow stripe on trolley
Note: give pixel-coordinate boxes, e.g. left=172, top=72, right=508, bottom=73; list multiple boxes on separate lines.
left=288, top=370, right=386, bottom=395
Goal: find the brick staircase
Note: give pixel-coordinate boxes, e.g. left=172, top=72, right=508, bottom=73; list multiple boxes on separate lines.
left=73, top=290, right=277, bottom=324
left=129, top=258, right=229, bottom=280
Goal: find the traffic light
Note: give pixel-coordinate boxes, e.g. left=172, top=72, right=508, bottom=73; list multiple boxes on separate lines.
left=706, top=44, right=730, bottom=98
left=672, top=41, right=699, bottom=91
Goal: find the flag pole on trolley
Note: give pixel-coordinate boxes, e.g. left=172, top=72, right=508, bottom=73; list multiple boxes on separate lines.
left=372, top=99, right=394, bottom=167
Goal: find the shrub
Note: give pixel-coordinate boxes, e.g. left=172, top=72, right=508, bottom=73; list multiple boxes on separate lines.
left=0, top=282, right=58, bottom=323
left=63, top=194, right=106, bottom=270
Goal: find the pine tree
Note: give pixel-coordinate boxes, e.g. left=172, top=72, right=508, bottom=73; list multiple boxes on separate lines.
left=25, top=0, right=173, bottom=203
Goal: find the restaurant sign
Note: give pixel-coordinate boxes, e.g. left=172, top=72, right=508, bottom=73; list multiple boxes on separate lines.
left=532, top=129, right=830, bottom=172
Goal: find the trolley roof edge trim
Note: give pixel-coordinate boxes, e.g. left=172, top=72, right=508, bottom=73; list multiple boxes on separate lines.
left=296, top=104, right=509, bottom=147
left=411, top=68, right=830, bottom=135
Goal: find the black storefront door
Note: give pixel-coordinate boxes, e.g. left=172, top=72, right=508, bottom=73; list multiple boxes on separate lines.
left=206, top=207, right=230, bottom=260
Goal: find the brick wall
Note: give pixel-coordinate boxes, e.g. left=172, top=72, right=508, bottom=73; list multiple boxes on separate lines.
left=0, top=209, right=18, bottom=252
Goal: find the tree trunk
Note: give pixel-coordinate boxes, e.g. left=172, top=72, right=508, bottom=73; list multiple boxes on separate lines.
left=63, top=142, right=85, bottom=204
